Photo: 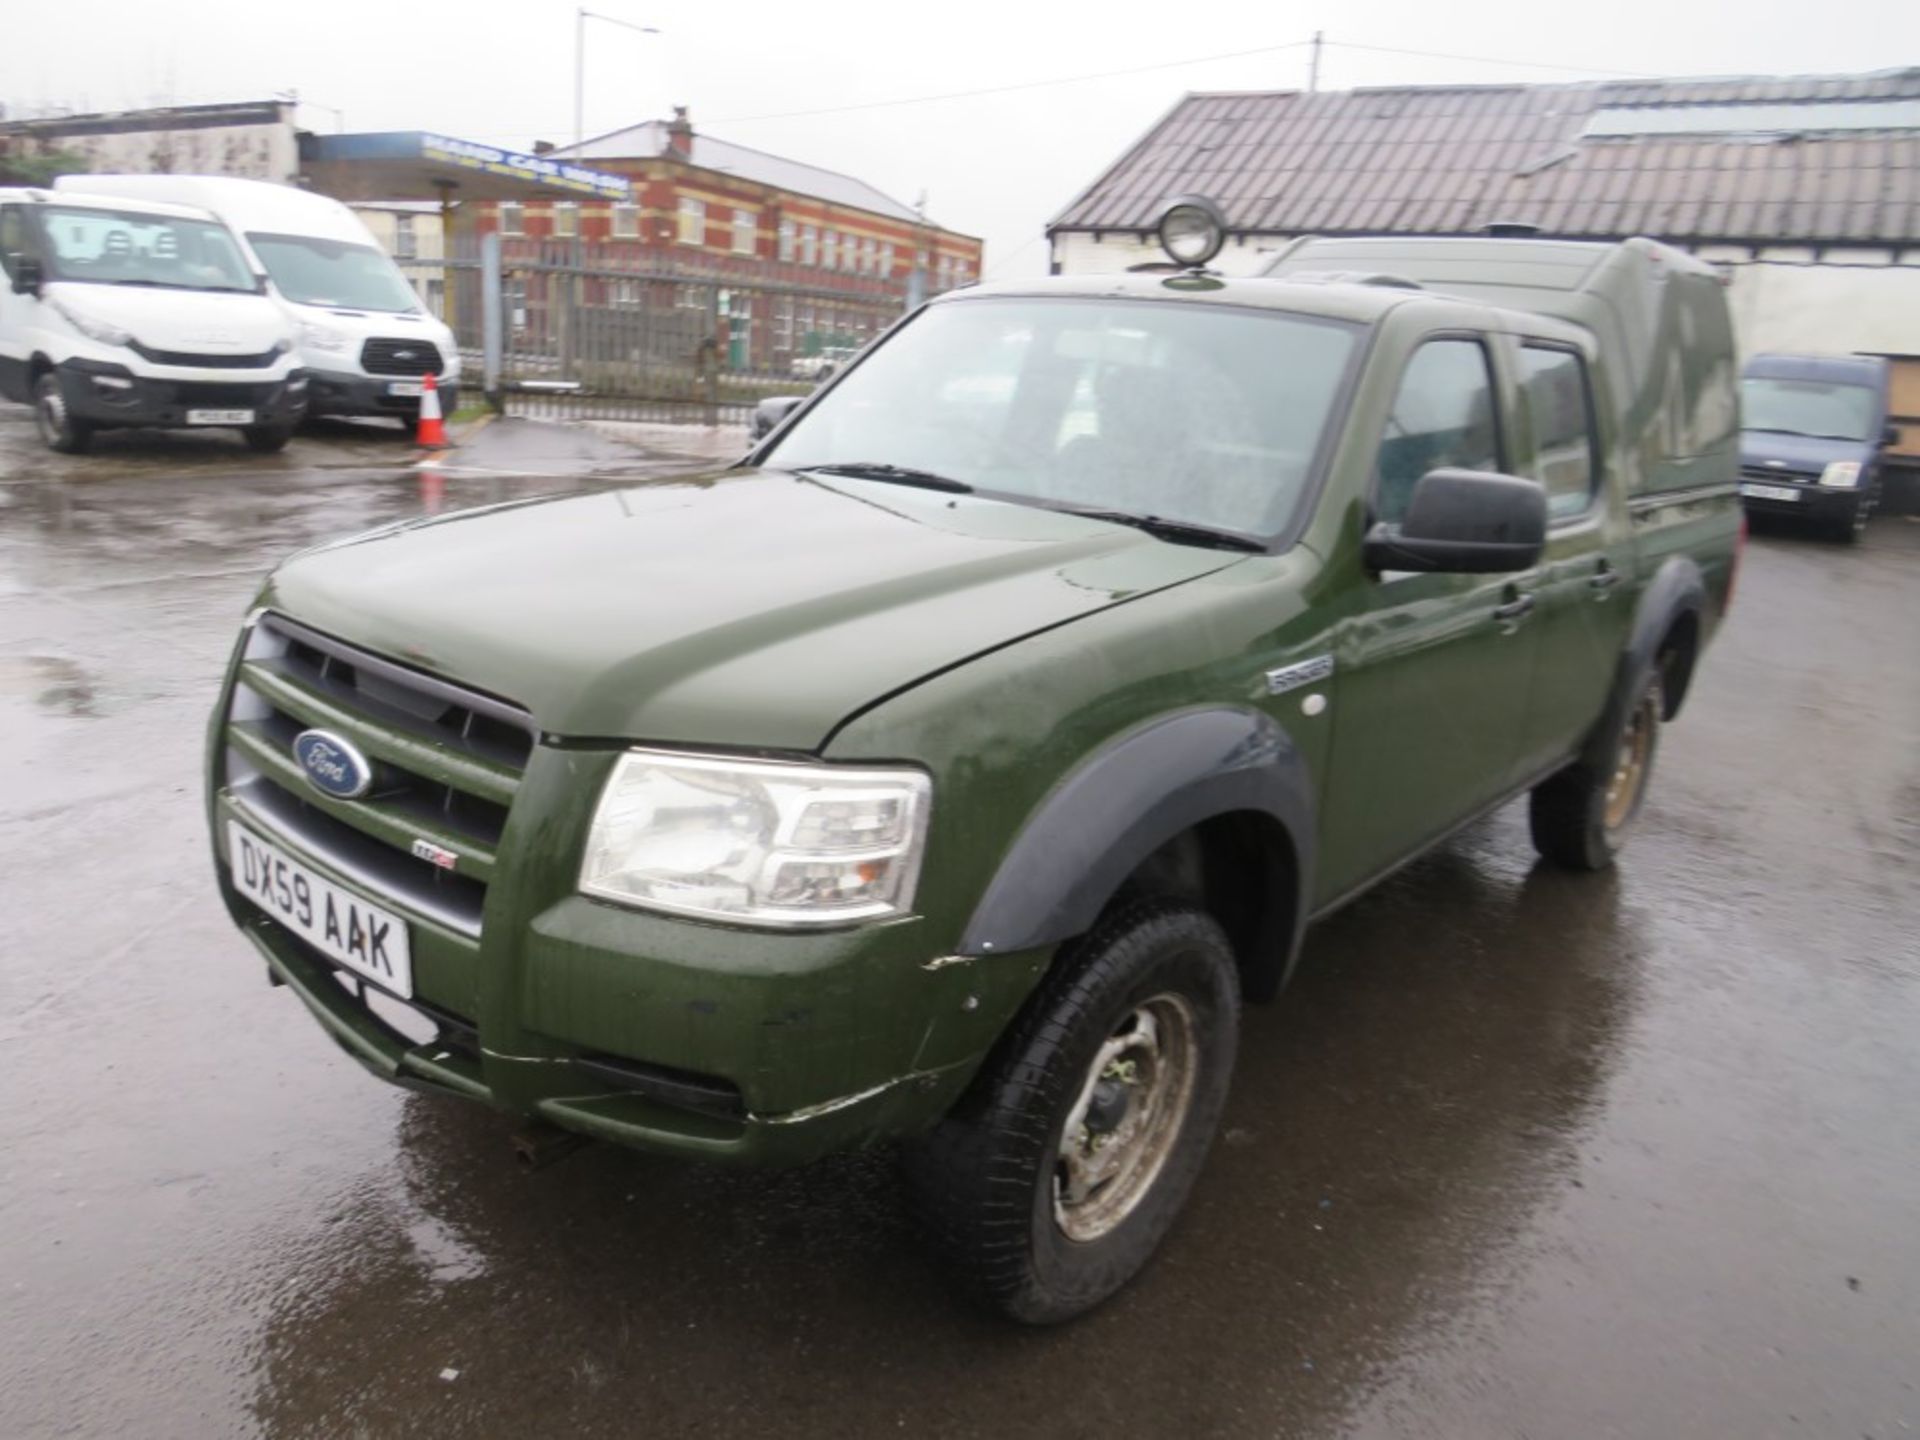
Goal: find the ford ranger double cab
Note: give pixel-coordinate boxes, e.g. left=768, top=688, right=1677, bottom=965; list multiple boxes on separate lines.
left=206, top=203, right=1741, bottom=1323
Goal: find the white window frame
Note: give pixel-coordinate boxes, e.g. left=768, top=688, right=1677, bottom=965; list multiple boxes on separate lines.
left=801, top=225, right=818, bottom=266
left=498, top=202, right=523, bottom=236
left=778, top=219, right=796, bottom=263
left=553, top=202, right=579, bottom=238
left=611, top=202, right=639, bottom=239
left=678, top=196, right=705, bottom=246
left=733, top=208, right=757, bottom=256
left=822, top=230, right=838, bottom=270
left=392, top=213, right=416, bottom=259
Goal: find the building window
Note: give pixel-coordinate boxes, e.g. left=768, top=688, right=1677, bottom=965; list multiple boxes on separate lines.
left=678, top=196, right=705, bottom=245
left=822, top=230, right=838, bottom=270
left=499, top=202, right=523, bottom=235
left=862, top=237, right=877, bottom=274
left=392, top=213, right=416, bottom=259
left=554, top=203, right=578, bottom=238
left=778, top=220, right=796, bottom=262
left=733, top=208, right=757, bottom=256
left=879, top=242, right=893, bottom=277
left=611, top=202, right=639, bottom=239
left=801, top=225, right=818, bottom=266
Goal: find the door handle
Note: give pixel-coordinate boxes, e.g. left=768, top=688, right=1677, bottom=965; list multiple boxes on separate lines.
left=1493, top=593, right=1536, bottom=623
left=1589, top=566, right=1622, bottom=592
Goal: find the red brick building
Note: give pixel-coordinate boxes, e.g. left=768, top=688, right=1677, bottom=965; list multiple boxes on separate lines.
left=469, top=108, right=984, bottom=373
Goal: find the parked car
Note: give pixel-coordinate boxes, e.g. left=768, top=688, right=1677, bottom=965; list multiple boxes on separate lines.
left=1737, top=352, right=1895, bottom=541
left=58, top=174, right=460, bottom=427
left=0, top=187, right=305, bottom=452
left=790, top=344, right=857, bottom=381
left=206, top=204, right=1741, bottom=1323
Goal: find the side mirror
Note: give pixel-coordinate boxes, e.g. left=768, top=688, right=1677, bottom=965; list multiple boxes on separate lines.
left=750, top=395, right=806, bottom=441
left=1363, top=469, right=1547, bottom=575
left=1882, top=423, right=1901, bottom=448
left=9, top=256, right=42, bottom=296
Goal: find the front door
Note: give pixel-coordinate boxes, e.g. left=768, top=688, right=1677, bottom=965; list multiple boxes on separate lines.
left=1317, top=336, right=1544, bottom=904
left=0, top=203, right=33, bottom=403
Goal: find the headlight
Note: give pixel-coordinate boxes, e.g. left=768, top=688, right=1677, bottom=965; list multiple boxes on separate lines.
left=581, top=750, right=931, bottom=927
left=51, top=299, right=133, bottom=348
left=1819, top=461, right=1863, bottom=488
left=299, top=322, right=354, bottom=353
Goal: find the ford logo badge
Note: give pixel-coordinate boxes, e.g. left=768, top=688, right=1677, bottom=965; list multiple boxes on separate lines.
left=394, top=349, right=416, bottom=360
left=293, top=729, right=374, bottom=799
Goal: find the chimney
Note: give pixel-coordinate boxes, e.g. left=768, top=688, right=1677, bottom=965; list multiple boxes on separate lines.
left=532, top=140, right=556, bottom=156
left=666, top=106, right=693, bottom=159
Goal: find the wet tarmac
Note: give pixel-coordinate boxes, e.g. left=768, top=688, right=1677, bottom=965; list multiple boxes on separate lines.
left=1, top=411, right=1916, bottom=1438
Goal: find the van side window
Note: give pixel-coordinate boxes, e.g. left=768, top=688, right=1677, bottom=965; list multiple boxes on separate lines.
left=0, top=206, right=25, bottom=278
left=1518, top=345, right=1599, bottom=520
left=1375, top=339, right=1501, bottom=525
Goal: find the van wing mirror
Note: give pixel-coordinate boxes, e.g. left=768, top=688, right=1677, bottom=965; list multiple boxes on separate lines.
left=9, top=256, right=42, bottom=296
left=1362, top=469, right=1547, bottom=575
left=1882, top=423, right=1901, bottom=448
left=751, top=395, right=806, bottom=440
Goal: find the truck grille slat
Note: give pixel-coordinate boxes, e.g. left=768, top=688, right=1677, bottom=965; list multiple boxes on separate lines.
left=360, top=338, right=445, bottom=376
left=222, top=613, right=535, bottom=939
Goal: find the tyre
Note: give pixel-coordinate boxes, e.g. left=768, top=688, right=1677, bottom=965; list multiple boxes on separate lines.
left=904, top=902, right=1240, bottom=1323
left=1830, top=492, right=1872, bottom=544
left=1530, top=670, right=1663, bottom=870
left=34, top=374, right=93, bottom=454
left=242, top=424, right=295, bottom=454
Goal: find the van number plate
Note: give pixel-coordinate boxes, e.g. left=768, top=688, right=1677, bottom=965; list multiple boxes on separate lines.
left=386, top=381, right=425, bottom=397
left=1739, top=482, right=1800, bottom=503
left=228, top=820, right=413, bottom=998
left=187, top=408, right=256, bottom=425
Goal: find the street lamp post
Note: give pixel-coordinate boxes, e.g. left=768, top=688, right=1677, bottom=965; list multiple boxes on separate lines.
left=575, top=8, right=660, bottom=149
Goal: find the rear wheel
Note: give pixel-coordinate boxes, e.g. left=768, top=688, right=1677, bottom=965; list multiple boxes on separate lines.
left=34, top=375, right=93, bottom=454
left=242, top=424, right=295, bottom=454
left=1530, top=671, right=1663, bottom=870
left=904, top=902, right=1239, bottom=1324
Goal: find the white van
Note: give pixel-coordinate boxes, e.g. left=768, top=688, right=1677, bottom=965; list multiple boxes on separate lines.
left=0, top=188, right=306, bottom=452
left=58, top=175, right=461, bottom=427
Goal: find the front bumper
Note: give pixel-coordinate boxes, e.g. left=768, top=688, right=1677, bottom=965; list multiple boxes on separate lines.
left=305, top=366, right=460, bottom=420
left=58, top=359, right=308, bottom=429
left=1737, top=476, right=1868, bottom=520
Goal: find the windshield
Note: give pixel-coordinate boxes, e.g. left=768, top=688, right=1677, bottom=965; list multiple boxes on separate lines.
left=763, top=296, right=1360, bottom=538
left=1741, top=377, right=1878, bottom=442
left=35, top=206, right=258, bottom=293
left=248, top=231, right=419, bottom=312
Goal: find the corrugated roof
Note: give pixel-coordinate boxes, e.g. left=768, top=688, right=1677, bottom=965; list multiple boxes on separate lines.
left=555, top=120, right=922, bottom=223
left=1049, top=69, right=1920, bottom=245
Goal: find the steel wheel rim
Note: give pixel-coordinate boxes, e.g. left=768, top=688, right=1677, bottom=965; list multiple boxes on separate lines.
left=37, top=388, right=65, bottom=446
left=1052, top=992, right=1199, bottom=1243
left=1603, top=695, right=1656, bottom=830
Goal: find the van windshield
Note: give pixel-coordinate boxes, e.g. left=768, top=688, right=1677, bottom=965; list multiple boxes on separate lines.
left=248, top=232, right=419, bottom=312
left=35, top=206, right=258, bottom=293
left=762, top=297, right=1360, bottom=540
left=1742, top=377, right=1878, bottom=443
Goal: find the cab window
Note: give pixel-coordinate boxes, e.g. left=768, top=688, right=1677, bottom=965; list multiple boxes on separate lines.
left=1518, top=345, right=1599, bottom=520
left=1376, top=338, right=1501, bottom=525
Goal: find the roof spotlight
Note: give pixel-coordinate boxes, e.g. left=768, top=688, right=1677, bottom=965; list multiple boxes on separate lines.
left=1155, top=194, right=1228, bottom=269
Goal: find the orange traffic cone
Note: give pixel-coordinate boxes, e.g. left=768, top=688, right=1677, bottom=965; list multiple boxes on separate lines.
left=415, top=373, right=448, bottom=449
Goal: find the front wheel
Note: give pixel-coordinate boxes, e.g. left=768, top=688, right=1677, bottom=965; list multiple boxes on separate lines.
left=1530, top=671, right=1663, bottom=870
left=904, top=903, right=1240, bottom=1323
left=242, top=424, right=295, bottom=454
left=34, top=375, right=93, bottom=454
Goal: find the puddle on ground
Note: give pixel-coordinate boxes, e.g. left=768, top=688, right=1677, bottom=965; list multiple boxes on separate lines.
left=0, top=656, right=100, bottom=717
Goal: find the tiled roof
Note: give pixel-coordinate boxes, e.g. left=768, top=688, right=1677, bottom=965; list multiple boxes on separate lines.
left=556, top=121, right=924, bottom=224
left=1050, top=70, right=1920, bottom=246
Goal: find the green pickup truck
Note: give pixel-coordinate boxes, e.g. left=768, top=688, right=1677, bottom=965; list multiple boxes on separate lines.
left=207, top=208, right=1742, bottom=1322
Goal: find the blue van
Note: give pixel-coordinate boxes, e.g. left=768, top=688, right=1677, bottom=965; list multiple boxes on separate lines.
left=1739, top=354, right=1896, bottom=542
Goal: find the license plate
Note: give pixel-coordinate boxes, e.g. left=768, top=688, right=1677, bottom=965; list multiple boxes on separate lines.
left=386, top=381, right=425, bottom=397
left=1740, top=482, right=1801, bottom=503
left=187, top=408, right=256, bottom=425
left=228, top=820, right=413, bottom=998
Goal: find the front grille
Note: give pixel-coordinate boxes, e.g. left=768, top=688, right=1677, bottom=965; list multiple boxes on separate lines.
left=172, top=382, right=274, bottom=408
left=360, top=338, right=445, bottom=376
left=132, top=341, right=283, bottom=369
left=222, top=613, right=535, bottom=937
left=1740, top=466, right=1814, bottom=483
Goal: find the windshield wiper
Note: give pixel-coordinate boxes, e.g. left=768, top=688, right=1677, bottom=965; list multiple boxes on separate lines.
left=803, top=462, right=973, bottom=494
left=1048, top=505, right=1266, bottom=553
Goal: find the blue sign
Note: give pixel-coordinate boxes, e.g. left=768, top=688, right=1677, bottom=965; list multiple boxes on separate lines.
left=419, top=133, right=631, bottom=201
left=293, top=729, right=374, bottom=800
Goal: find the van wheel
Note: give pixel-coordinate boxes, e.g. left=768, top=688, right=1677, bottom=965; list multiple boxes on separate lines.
left=1831, top=493, right=1872, bottom=543
left=242, top=424, right=295, bottom=454
left=903, top=902, right=1239, bottom=1324
left=1530, top=671, right=1663, bottom=870
left=34, top=375, right=93, bottom=454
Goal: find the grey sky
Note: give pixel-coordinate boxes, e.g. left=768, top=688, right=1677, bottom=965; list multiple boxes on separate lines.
left=6, top=0, right=1920, bottom=275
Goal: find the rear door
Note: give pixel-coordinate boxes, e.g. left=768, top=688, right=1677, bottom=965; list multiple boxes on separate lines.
left=1507, top=337, right=1634, bottom=776
left=1317, top=334, right=1544, bottom=902
left=0, top=203, right=33, bottom=401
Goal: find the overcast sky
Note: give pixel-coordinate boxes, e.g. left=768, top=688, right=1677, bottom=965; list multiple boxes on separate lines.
left=5, top=0, right=1920, bottom=274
